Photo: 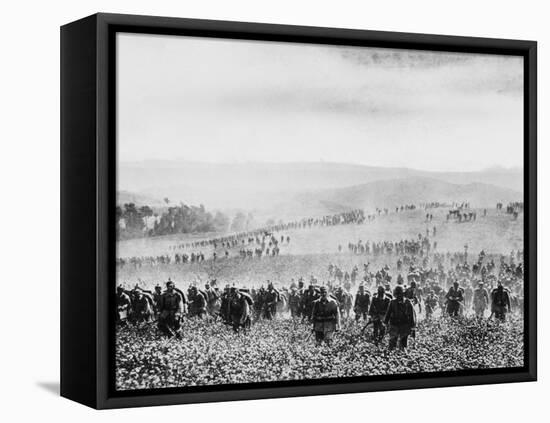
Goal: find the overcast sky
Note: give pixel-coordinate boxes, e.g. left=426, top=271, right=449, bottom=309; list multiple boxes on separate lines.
left=117, top=33, right=523, bottom=172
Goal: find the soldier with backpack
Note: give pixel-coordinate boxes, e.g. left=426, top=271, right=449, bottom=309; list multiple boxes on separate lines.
left=369, top=285, right=391, bottom=345
left=153, top=284, right=163, bottom=317
left=311, top=286, right=341, bottom=346
left=445, top=281, right=464, bottom=317
left=384, top=285, right=416, bottom=350
left=158, top=280, right=184, bottom=337
left=491, top=281, right=511, bottom=321
left=288, top=287, right=302, bottom=318
left=354, top=285, right=371, bottom=321
left=229, top=287, right=252, bottom=332
left=263, top=282, right=280, bottom=320
left=424, top=289, right=439, bottom=319
left=301, top=284, right=320, bottom=321
left=404, top=280, right=422, bottom=314
left=132, top=288, right=154, bottom=323
left=188, top=286, right=208, bottom=318
left=204, top=282, right=221, bottom=317
left=473, top=281, right=490, bottom=318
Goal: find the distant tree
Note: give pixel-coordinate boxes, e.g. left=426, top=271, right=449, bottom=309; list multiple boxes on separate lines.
left=116, top=200, right=223, bottom=240
left=123, top=203, right=144, bottom=232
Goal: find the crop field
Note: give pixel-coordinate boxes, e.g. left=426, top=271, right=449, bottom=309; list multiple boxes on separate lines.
left=116, top=315, right=524, bottom=390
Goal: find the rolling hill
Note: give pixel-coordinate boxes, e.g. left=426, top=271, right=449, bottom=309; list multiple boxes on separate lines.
left=118, top=160, right=523, bottom=211
left=265, top=177, right=522, bottom=220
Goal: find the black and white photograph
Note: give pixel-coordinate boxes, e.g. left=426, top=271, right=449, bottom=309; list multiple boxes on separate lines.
left=114, top=32, right=526, bottom=391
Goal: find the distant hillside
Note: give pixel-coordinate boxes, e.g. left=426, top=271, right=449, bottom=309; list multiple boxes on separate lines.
left=274, top=177, right=522, bottom=219
left=118, top=160, right=523, bottom=211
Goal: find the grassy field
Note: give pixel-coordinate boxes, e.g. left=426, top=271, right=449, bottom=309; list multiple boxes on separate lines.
left=117, top=207, right=523, bottom=290
left=116, top=315, right=524, bottom=390
left=115, top=207, right=524, bottom=390
left=118, top=208, right=523, bottom=257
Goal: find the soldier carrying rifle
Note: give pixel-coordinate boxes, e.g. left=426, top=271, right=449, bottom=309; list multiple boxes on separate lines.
left=368, top=285, right=391, bottom=345
left=158, top=280, right=185, bottom=338
left=354, top=284, right=371, bottom=322
left=311, top=286, right=340, bottom=346
left=384, top=285, right=416, bottom=351
left=445, top=281, right=464, bottom=317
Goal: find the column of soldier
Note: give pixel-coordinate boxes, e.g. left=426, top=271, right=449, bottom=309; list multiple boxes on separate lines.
left=117, top=200, right=510, bottom=269
left=116, top=207, right=368, bottom=268
left=167, top=209, right=366, bottom=251
left=116, top=247, right=523, bottom=350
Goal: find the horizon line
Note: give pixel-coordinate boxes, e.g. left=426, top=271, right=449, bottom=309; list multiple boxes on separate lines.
left=118, top=158, right=522, bottom=174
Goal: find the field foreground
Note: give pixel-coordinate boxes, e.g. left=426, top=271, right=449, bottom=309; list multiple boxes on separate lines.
left=116, top=315, right=524, bottom=390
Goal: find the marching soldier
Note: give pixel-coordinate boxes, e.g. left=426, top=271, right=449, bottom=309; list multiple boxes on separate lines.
left=334, top=286, right=352, bottom=319
left=132, top=289, right=153, bottom=323
left=204, top=282, right=221, bottom=316
left=116, top=285, right=132, bottom=326
left=288, top=287, right=302, bottom=318
left=473, top=281, right=490, bottom=318
left=424, top=289, right=439, bottom=319
left=354, top=285, right=371, bottom=321
left=491, top=281, right=511, bottom=321
left=384, top=285, right=416, bottom=350
left=158, top=280, right=184, bottom=337
left=153, top=284, right=163, bottom=316
left=311, top=286, right=340, bottom=346
left=301, top=284, right=320, bottom=320
left=369, top=285, right=390, bottom=345
left=405, top=280, right=422, bottom=314
left=219, top=285, right=232, bottom=323
left=228, top=288, right=251, bottom=332
left=188, top=286, right=208, bottom=318
left=445, top=281, right=464, bottom=317
left=263, top=282, right=280, bottom=319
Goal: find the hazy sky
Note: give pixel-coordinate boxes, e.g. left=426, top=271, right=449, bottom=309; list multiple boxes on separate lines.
left=117, top=33, right=523, bottom=172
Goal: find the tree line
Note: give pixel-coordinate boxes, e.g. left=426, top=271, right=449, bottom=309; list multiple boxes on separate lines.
left=116, top=202, right=254, bottom=240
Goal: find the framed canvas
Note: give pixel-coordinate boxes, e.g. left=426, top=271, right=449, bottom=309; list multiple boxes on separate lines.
left=60, top=13, right=537, bottom=409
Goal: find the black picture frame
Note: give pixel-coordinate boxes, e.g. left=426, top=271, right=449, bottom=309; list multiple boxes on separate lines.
left=60, top=12, right=537, bottom=409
